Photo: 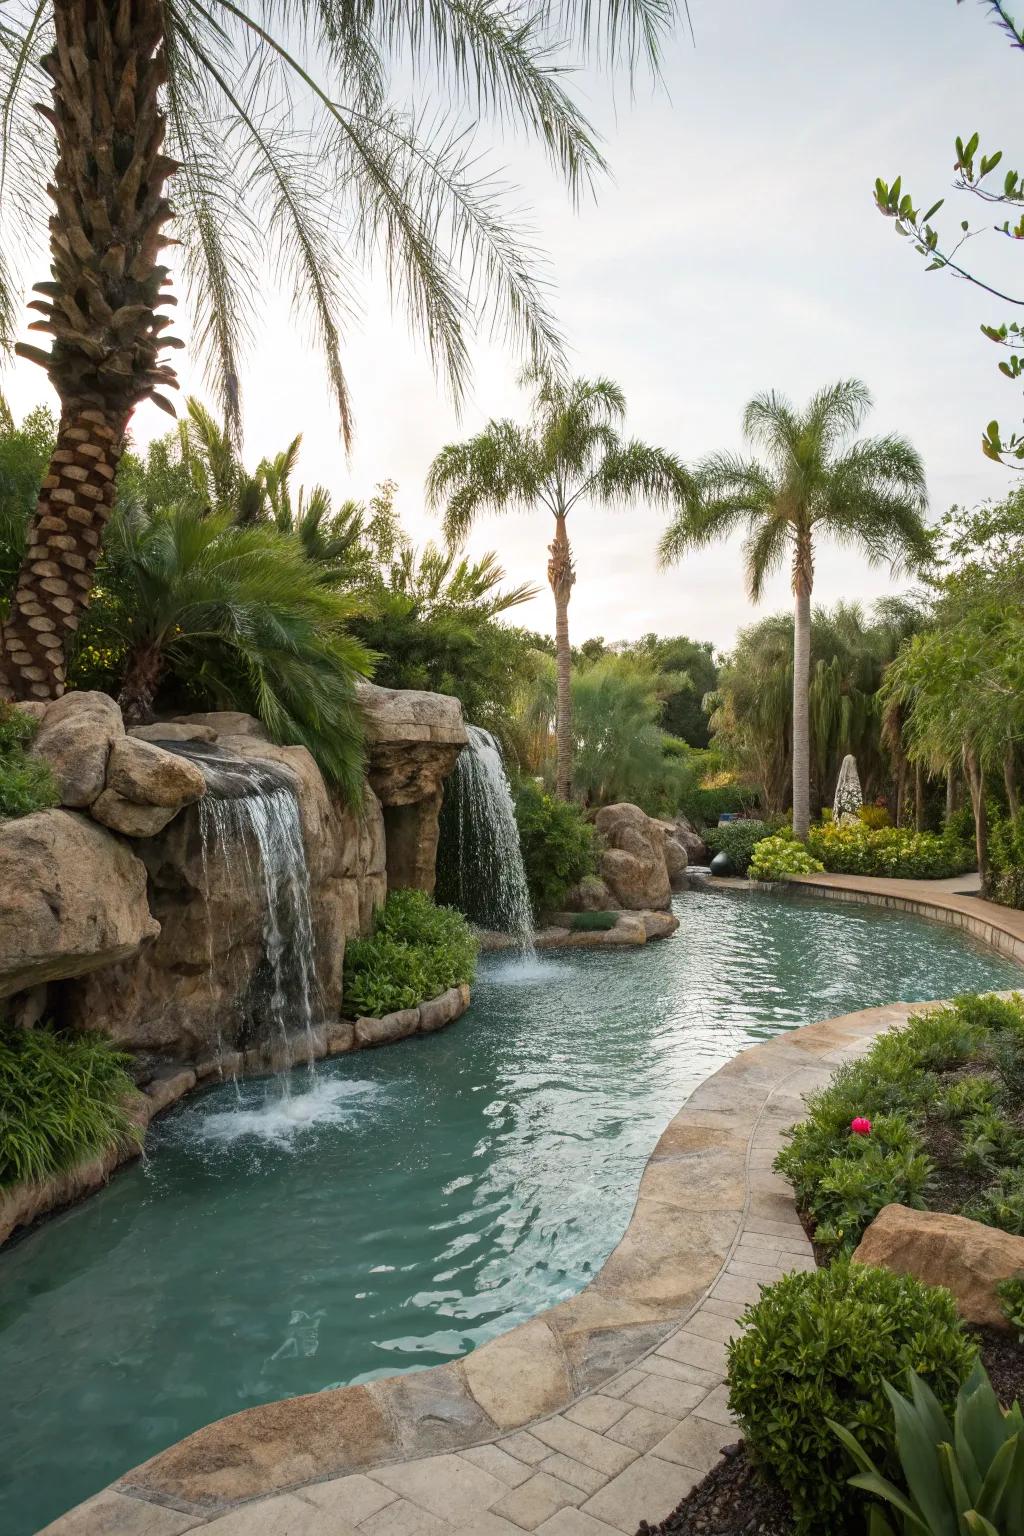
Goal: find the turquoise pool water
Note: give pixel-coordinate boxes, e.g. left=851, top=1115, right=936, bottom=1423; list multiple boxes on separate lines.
left=2, top=887, right=1021, bottom=1533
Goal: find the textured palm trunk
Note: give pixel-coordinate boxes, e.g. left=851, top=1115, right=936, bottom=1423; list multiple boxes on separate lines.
left=1004, top=745, right=1019, bottom=819
left=914, top=761, right=925, bottom=832
left=965, top=748, right=989, bottom=888
left=946, top=763, right=958, bottom=819
left=117, top=643, right=164, bottom=726
left=0, top=0, right=180, bottom=700
left=548, top=512, right=575, bottom=801
left=790, top=535, right=813, bottom=841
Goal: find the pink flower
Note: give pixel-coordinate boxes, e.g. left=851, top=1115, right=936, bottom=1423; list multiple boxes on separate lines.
left=851, top=1117, right=872, bottom=1136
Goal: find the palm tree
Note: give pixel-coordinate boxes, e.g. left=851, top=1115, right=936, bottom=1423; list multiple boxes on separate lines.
left=427, top=367, right=689, bottom=798
left=660, top=381, right=930, bottom=839
left=0, top=0, right=679, bottom=703
left=74, top=499, right=373, bottom=795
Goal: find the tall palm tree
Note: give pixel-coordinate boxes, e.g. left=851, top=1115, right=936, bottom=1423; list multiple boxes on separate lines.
left=660, top=381, right=930, bottom=839
left=427, top=366, right=689, bottom=799
left=0, top=0, right=679, bottom=703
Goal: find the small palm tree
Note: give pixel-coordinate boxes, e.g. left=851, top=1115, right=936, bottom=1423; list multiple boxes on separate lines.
left=427, top=366, right=689, bottom=798
left=660, top=380, right=930, bottom=839
left=75, top=500, right=373, bottom=795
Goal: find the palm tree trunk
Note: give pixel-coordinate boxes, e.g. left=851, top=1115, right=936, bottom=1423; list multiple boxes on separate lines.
left=0, top=0, right=180, bottom=701
left=548, top=511, right=575, bottom=801
left=895, top=760, right=906, bottom=827
left=791, top=541, right=813, bottom=841
left=118, top=644, right=165, bottom=726
left=965, top=747, right=989, bottom=888
left=946, top=764, right=957, bottom=820
left=914, top=761, right=925, bottom=832
left=1004, top=744, right=1020, bottom=819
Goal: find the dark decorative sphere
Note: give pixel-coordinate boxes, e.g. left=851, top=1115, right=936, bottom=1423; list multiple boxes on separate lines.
left=709, top=850, right=733, bottom=877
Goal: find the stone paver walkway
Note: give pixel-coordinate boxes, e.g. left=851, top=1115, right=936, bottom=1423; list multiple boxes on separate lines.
left=46, top=999, right=909, bottom=1536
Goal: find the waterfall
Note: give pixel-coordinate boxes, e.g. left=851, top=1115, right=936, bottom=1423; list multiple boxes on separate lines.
left=160, top=741, right=320, bottom=1088
left=437, top=725, right=535, bottom=952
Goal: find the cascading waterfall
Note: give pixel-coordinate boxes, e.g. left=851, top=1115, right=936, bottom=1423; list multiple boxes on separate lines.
left=161, top=742, right=321, bottom=1093
left=436, top=724, right=535, bottom=953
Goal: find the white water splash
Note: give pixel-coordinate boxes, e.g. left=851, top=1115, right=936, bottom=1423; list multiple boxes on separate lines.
left=186, top=1076, right=384, bottom=1148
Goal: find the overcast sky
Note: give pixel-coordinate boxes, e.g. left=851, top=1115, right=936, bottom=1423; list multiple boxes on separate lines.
left=6, top=0, right=1023, bottom=654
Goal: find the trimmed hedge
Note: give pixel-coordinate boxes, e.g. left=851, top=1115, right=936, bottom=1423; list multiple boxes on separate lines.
left=806, top=821, right=973, bottom=879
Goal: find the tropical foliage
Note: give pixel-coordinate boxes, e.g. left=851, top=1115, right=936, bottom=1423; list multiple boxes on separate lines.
left=342, top=891, right=477, bottom=1017
left=703, top=819, right=772, bottom=876
left=727, top=1261, right=976, bottom=1535
left=748, top=835, right=823, bottom=880
left=661, top=381, right=930, bottom=839
left=513, top=782, right=598, bottom=916
left=830, top=1360, right=1024, bottom=1536
left=0, top=702, right=58, bottom=819
left=429, top=368, right=688, bottom=799
left=806, top=822, right=973, bottom=880
left=0, top=1024, right=141, bottom=1187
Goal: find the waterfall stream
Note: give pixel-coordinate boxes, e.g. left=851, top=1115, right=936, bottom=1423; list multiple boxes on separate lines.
left=436, top=725, right=535, bottom=953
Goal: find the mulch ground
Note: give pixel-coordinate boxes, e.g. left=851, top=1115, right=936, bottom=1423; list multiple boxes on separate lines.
left=635, top=1444, right=793, bottom=1536
left=977, top=1324, right=1024, bottom=1408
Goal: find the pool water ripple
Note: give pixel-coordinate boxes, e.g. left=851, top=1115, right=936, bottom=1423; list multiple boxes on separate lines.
left=2, top=888, right=1021, bottom=1534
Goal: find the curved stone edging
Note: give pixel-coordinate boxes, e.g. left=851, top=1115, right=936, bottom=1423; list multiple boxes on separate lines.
left=47, top=1003, right=917, bottom=1533
left=0, top=986, right=474, bottom=1252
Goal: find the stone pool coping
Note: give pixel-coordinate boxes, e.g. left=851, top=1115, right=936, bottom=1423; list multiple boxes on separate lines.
left=45, top=998, right=934, bottom=1536
left=477, top=909, right=679, bottom=952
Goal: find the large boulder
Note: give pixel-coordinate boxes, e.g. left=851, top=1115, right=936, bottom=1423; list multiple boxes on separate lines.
left=90, top=736, right=207, bottom=838
left=654, top=820, right=689, bottom=889
left=357, top=680, right=468, bottom=893
left=0, top=809, right=159, bottom=997
left=29, top=691, right=124, bottom=807
left=853, top=1203, right=1024, bottom=1328
left=672, top=814, right=709, bottom=865
left=562, top=874, right=615, bottom=912
left=594, top=803, right=673, bottom=911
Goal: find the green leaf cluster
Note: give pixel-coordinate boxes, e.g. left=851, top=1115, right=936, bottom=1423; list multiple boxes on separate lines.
left=830, top=1360, right=1024, bottom=1536
left=728, top=1262, right=977, bottom=1535
left=0, top=702, right=58, bottom=820
left=807, top=821, right=973, bottom=880
left=513, top=782, right=598, bottom=916
left=704, top=818, right=772, bottom=874
left=998, top=1275, right=1024, bottom=1344
left=342, top=890, right=477, bottom=1019
left=776, top=994, right=1024, bottom=1250
left=748, top=834, right=824, bottom=880
left=0, top=1023, right=141, bottom=1188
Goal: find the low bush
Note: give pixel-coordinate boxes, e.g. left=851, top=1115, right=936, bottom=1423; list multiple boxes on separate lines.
left=677, top=781, right=757, bottom=828
left=776, top=994, right=1024, bottom=1250
left=514, top=782, right=598, bottom=916
left=0, top=1024, right=141, bottom=1187
left=704, top=818, right=772, bottom=875
left=0, top=703, right=58, bottom=820
left=342, top=890, right=478, bottom=1018
left=806, top=820, right=974, bottom=879
left=857, top=803, right=892, bottom=830
left=998, top=1273, right=1024, bottom=1340
left=727, top=1262, right=977, bottom=1535
left=748, top=835, right=824, bottom=880
left=569, top=910, right=618, bottom=931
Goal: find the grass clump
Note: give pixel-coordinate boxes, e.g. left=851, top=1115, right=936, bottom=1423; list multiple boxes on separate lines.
left=728, top=1262, right=977, bottom=1535
left=0, top=1024, right=141, bottom=1188
left=0, top=703, right=58, bottom=820
left=569, top=910, right=618, bottom=931
left=343, top=890, right=478, bottom=1018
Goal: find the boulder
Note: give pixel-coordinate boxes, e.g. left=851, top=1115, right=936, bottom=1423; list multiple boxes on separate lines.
left=129, top=722, right=218, bottom=744
left=90, top=790, right=180, bottom=839
left=562, top=874, right=615, bottom=913
left=853, top=1203, right=1024, bottom=1328
left=29, top=690, right=124, bottom=807
left=672, top=815, right=709, bottom=865
left=170, top=711, right=269, bottom=739
left=357, top=680, right=468, bottom=893
left=654, top=820, right=689, bottom=889
left=0, top=809, right=159, bottom=998
left=106, top=736, right=207, bottom=809
left=594, top=803, right=673, bottom=911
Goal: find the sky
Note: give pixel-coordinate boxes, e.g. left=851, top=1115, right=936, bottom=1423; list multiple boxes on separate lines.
left=5, top=0, right=1024, bottom=655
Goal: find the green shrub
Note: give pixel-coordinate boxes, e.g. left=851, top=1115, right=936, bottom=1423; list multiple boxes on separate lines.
left=807, top=820, right=973, bottom=879
left=727, top=1262, right=977, bottom=1535
left=963, top=1167, right=1024, bottom=1235
left=0, top=703, right=58, bottom=819
left=0, top=1024, right=141, bottom=1187
left=677, top=781, right=757, bottom=827
left=830, top=1360, right=1024, bottom=1536
left=997, top=1273, right=1024, bottom=1341
left=748, top=834, right=824, bottom=880
left=569, top=910, right=618, bottom=931
left=514, top=782, right=597, bottom=916
left=857, top=803, right=892, bottom=830
left=704, top=818, right=772, bottom=875
left=343, top=890, right=478, bottom=1018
